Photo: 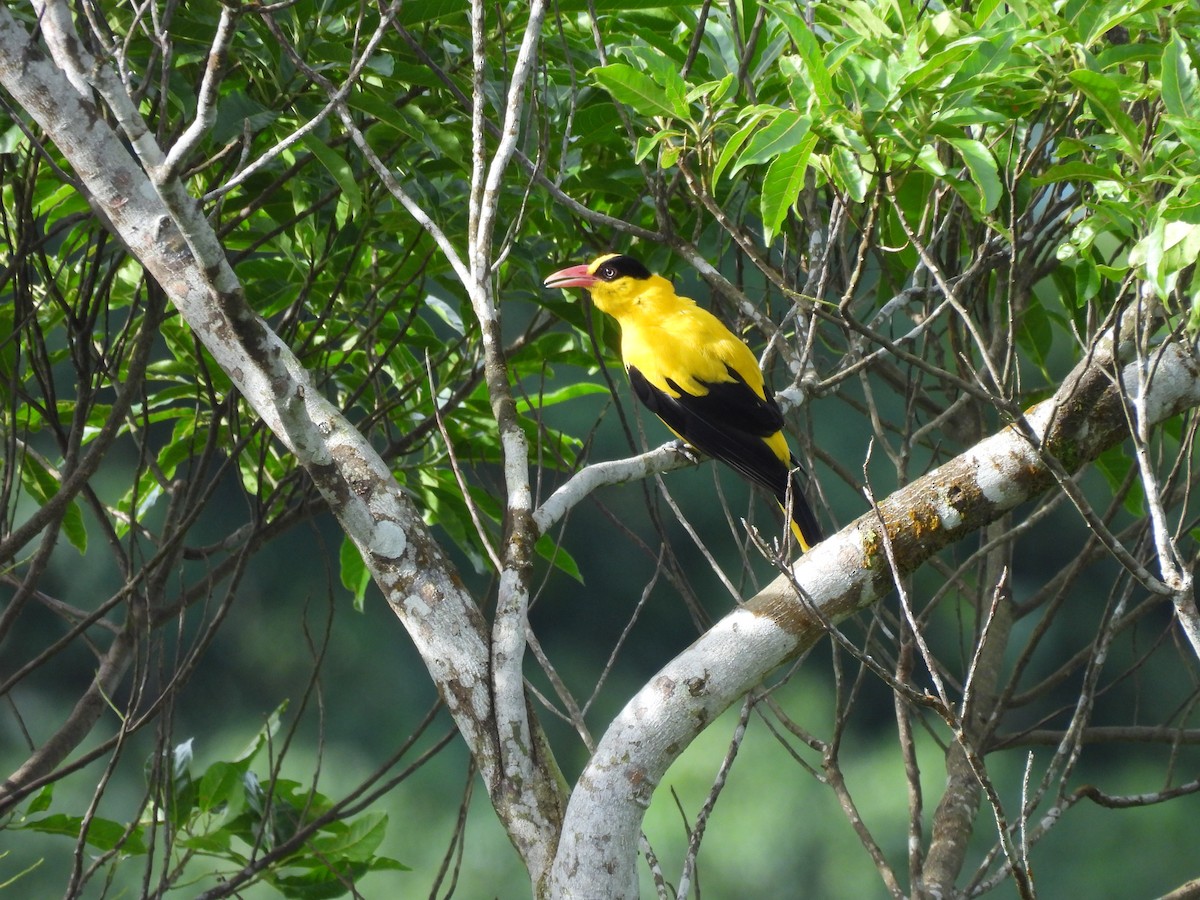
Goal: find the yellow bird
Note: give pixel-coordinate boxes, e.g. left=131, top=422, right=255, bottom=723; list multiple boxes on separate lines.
left=544, top=252, right=822, bottom=552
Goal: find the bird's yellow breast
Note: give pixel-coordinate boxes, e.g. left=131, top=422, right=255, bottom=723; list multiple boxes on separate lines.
left=593, top=276, right=768, bottom=401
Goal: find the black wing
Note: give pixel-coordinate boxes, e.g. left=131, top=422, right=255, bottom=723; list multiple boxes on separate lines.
left=628, top=364, right=821, bottom=547
left=629, top=363, right=783, bottom=486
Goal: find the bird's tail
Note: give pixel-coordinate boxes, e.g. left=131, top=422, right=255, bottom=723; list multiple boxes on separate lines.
left=781, top=465, right=822, bottom=553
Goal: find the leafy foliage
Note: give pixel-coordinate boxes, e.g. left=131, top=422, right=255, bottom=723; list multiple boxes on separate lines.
left=2, top=0, right=1200, bottom=896
left=13, top=722, right=406, bottom=899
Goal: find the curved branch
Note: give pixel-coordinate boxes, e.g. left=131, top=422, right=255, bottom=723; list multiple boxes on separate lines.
left=548, top=327, right=1200, bottom=897
left=0, top=10, right=564, bottom=874
left=532, top=443, right=692, bottom=535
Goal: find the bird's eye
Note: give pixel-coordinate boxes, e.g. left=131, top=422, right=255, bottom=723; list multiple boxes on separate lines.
left=599, top=265, right=616, bottom=280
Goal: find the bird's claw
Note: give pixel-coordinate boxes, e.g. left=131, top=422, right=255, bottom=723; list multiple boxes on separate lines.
left=669, top=439, right=701, bottom=465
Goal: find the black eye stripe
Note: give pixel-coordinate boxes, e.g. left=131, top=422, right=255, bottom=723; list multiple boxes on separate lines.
left=593, top=255, right=652, bottom=281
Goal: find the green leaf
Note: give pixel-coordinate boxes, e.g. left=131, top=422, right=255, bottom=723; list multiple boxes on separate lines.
left=914, top=143, right=948, bottom=178
left=1132, top=219, right=1200, bottom=299
left=198, top=761, right=247, bottom=814
left=309, top=813, right=388, bottom=863
left=590, top=63, right=686, bottom=119
left=0, top=123, right=26, bottom=154
left=424, top=293, right=464, bottom=335
left=22, top=815, right=147, bottom=855
left=1095, top=444, right=1144, bottom=517
left=1032, top=162, right=1120, bottom=186
left=1080, top=0, right=1172, bottom=49
left=515, top=382, right=608, bottom=414
left=621, top=46, right=690, bottom=117
left=1074, top=256, right=1101, bottom=306
left=300, top=134, right=362, bottom=226
left=17, top=454, right=86, bottom=554
left=34, top=181, right=89, bottom=219
left=761, top=133, right=818, bottom=242
left=214, top=92, right=277, bottom=144
left=1067, top=69, right=1142, bottom=158
left=272, top=863, right=373, bottom=900
left=947, top=136, right=1002, bottom=214
left=367, top=857, right=411, bottom=872
left=686, top=73, right=737, bottom=106
left=27, top=785, right=54, bottom=815
left=973, top=0, right=1005, bottom=26
left=903, top=39, right=983, bottom=90
left=711, top=114, right=764, bottom=185
left=536, top=532, right=582, bottom=582
left=1188, top=283, right=1200, bottom=335
left=1016, top=300, right=1054, bottom=378
left=1165, top=113, right=1200, bottom=157
left=178, top=830, right=234, bottom=854
left=1161, top=220, right=1200, bottom=274
left=733, top=111, right=812, bottom=175
left=828, top=146, right=871, bottom=203
left=769, top=4, right=835, bottom=107
left=635, top=130, right=679, bottom=165
left=339, top=536, right=371, bottom=612
left=1162, top=31, right=1199, bottom=120
left=235, top=701, right=289, bottom=765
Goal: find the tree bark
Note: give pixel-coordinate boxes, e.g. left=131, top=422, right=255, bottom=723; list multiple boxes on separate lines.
left=0, top=7, right=566, bottom=878
left=6, top=8, right=1200, bottom=899
left=547, top=334, right=1200, bottom=897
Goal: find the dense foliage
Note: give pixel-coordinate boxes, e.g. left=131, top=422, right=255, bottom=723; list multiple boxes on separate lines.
left=2, top=0, right=1199, bottom=897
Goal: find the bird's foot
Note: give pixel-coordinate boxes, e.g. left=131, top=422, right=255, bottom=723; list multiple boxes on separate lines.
left=669, top=439, right=702, bottom=465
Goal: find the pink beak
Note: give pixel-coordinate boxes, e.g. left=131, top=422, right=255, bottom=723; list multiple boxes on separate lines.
left=544, top=263, right=597, bottom=290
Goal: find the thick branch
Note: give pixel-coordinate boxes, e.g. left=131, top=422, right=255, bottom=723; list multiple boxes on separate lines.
left=462, top=0, right=565, bottom=882
left=0, top=11, right=565, bottom=868
left=548, top=330, right=1200, bottom=897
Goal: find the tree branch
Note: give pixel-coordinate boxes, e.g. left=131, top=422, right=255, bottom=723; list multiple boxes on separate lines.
left=159, top=4, right=237, bottom=181
left=0, top=12, right=566, bottom=875
left=532, top=443, right=692, bottom=535
left=462, top=2, right=567, bottom=883
left=547, top=322, right=1200, bottom=897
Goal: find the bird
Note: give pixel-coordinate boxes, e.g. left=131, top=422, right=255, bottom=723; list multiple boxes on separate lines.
left=544, top=252, right=822, bottom=552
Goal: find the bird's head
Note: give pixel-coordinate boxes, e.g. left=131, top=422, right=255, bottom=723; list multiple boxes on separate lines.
left=544, top=253, right=658, bottom=316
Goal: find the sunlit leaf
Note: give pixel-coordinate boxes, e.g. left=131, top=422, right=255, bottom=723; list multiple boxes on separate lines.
left=515, top=382, right=609, bottom=414
left=590, top=63, right=687, bottom=119
left=1162, top=31, right=1199, bottom=119
left=686, top=73, right=737, bottom=106
left=769, top=3, right=835, bottom=107
left=733, top=111, right=812, bottom=175
left=0, top=123, right=25, bottom=153
left=1067, top=69, right=1143, bottom=158
left=761, top=134, right=817, bottom=242
left=1032, top=162, right=1121, bottom=185
left=947, top=136, right=1002, bottom=214
left=827, top=146, right=871, bottom=202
